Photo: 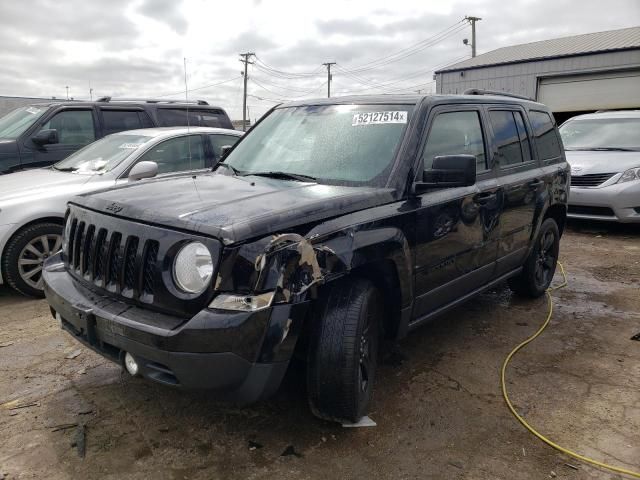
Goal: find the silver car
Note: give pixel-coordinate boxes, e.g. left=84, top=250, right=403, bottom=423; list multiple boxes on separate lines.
left=0, top=126, right=242, bottom=297
left=560, top=110, right=640, bottom=223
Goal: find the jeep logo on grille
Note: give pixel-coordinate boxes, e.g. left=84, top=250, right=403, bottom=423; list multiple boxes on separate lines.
left=105, top=202, right=123, bottom=213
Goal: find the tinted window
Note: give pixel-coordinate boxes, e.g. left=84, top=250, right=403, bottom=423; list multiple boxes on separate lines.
left=157, top=108, right=231, bottom=129
left=489, top=110, right=524, bottom=167
left=40, top=110, right=95, bottom=145
left=513, top=111, right=532, bottom=161
left=423, top=111, right=486, bottom=172
left=102, top=110, right=153, bottom=135
left=530, top=110, right=562, bottom=160
left=137, top=135, right=206, bottom=174
left=208, top=134, right=240, bottom=160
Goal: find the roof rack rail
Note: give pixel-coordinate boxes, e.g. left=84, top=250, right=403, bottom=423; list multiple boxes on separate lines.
left=95, top=96, right=209, bottom=105
left=463, top=89, right=533, bottom=101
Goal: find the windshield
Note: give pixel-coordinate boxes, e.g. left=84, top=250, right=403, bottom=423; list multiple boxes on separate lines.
left=559, top=118, right=640, bottom=150
left=0, top=105, right=46, bottom=139
left=54, top=134, right=153, bottom=173
left=222, top=104, right=413, bottom=186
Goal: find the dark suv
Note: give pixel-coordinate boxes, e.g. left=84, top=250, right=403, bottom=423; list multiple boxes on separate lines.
left=43, top=92, right=569, bottom=423
left=0, top=97, right=234, bottom=173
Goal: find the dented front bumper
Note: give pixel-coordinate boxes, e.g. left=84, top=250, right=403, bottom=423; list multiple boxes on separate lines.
left=43, top=253, right=309, bottom=403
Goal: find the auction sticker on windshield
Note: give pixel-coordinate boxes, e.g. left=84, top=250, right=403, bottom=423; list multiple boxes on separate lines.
left=352, top=111, right=407, bottom=126
left=119, top=143, right=144, bottom=149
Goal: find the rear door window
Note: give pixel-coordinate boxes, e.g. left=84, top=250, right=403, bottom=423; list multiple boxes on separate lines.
left=529, top=110, right=562, bottom=161
left=135, top=135, right=206, bottom=174
left=489, top=110, right=532, bottom=167
left=101, top=109, right=153, bottom=135
left=157, top=108, right=231, bottom=128
left=422, top=110, right=487, bottom=172
left=39, top=109, right=95, bottom=145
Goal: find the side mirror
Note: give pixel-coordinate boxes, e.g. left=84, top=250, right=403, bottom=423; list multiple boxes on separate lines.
left=32, top=129, right=59, bottom=146
left=128, top=161, right=158, bottom=181
left=220, top=145, right=233, bottom=159
left=413, top=154, right=476, bottom=193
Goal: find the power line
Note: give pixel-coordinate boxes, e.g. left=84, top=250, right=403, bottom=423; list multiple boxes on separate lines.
left=339, top=20, right=468, bottom=74
left=155, top=75, right=242, bottom=98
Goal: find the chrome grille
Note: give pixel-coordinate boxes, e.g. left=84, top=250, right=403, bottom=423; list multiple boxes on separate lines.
left=570, top=173, right=615, bottom=187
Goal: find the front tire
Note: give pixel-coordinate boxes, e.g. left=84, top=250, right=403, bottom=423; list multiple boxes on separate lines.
left=2, top=223, right=62, bottom=298
left=307, top=278, right=382, bottom=423
left=508, top=218, right=560, bottom=298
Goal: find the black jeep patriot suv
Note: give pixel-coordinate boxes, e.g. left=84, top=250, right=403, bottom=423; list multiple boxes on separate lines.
left=43, top=92, right=569, bottom=422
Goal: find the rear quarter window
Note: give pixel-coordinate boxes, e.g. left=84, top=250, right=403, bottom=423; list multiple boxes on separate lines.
left=157, top=108, right=233, bottom=129
left=529, top=110, right=563, bottom=161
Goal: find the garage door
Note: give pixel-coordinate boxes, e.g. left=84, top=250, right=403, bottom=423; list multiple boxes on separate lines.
left=537, top=70, right=640, bottom=112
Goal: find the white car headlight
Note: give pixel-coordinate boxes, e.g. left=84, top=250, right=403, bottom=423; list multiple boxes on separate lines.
left=173, top=242, right=213, bottom=294
left=617, top=167, right=640, bottom=184
left=209, top=291, right=275, bottom=311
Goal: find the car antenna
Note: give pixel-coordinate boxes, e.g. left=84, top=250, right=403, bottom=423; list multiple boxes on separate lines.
left=184, top=56, right=192, bottom=173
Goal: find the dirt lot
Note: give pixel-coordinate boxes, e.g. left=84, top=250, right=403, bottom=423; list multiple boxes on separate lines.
left=1, top=221, right=639, bottom=480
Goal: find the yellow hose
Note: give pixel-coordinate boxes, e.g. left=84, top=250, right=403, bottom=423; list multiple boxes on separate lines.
left=501, top=262, right=640, bottom=478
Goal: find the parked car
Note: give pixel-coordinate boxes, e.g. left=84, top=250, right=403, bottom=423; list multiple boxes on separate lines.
left=43, top=92, right=569, bottom=423
left=0, top=97, right=235, bottom=174
left=559, top=110, right=640, bottom=223
left=0, top=126, right=242, bottom=297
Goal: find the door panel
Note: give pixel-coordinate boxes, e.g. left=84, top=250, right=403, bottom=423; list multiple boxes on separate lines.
left=411, top=106, right=500, bottom=319
left=487, top=107, right=541, bottom=274
left=24, top=108, right=97, bottom=168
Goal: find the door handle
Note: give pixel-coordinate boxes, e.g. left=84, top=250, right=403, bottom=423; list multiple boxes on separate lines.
left=528, top=179, right=544, bottom=189
left=474, top=192, right=496, bottom=205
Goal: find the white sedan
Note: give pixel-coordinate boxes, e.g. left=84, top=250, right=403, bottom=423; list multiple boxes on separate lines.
left=0, top=126, right=242, bottom=297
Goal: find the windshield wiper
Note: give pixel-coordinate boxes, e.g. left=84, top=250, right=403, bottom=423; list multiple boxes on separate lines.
left=53, top=166, right=77, bottom=172
left=215, top=162, right=241, bottom=176
left=244, top=171, right=317, bottom=182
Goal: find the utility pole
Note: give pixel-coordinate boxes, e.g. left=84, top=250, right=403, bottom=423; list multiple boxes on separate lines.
left=322, top=62, right=336, bottom=98
left=465, top=16, right=482, bottom=57
left=65, top=86, right=69, bottom=100
left=239, top=52, right=255, bottom=131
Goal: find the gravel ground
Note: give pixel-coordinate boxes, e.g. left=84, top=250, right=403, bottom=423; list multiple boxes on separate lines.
left=1, top=221, right=639, bottom=480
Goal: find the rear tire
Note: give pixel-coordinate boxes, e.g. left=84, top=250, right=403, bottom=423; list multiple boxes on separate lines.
left=2, top=222, right=62, bottom=298
left=307, top=278, right=381, bottom=423
left=508, top=218, right=560, bottom=298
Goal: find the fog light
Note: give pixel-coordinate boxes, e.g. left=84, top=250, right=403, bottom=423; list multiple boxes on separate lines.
left=124, top=352, right=139, bottom=376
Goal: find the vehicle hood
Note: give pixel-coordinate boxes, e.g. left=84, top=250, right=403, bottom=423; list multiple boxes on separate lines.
left=566, top=150, right=640, bottom=175
left=0, top=168, right=105, bottom=209
left=75, top=173, right=395, bottom=244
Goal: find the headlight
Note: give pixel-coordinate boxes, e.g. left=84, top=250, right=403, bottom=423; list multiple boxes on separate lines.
left=62, top=216, right=72, bottom=252
left=173, top=242, right=213, bottom=294
left=209, top=291, right=275, bottom=311
left=617, top=167, right=640, bottom=184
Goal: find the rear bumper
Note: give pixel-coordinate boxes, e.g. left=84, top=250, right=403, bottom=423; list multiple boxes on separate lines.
left=43, top=254, right=308, bottom=403
left=568, top=182, right=640, bottom=223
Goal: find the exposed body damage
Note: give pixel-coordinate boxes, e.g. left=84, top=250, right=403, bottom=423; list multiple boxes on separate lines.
left=43, top=93, right=569, bottom=420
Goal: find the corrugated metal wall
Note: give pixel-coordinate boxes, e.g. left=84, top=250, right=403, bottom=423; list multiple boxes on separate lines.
left=435, top=49, right=640, bottom=100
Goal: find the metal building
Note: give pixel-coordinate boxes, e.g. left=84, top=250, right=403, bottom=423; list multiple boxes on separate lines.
left=435, top=27, right=640, bottom=122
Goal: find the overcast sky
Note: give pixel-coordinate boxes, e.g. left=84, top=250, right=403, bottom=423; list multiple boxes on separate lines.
left=1, top=0, right=638, bottom=120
